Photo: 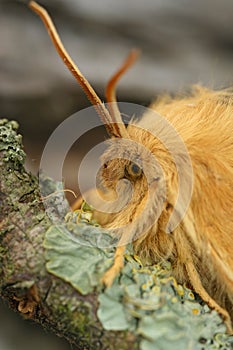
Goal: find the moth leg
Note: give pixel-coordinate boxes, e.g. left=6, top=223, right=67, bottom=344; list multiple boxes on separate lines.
left=71, top=188, right=97, bottom=211
left=186, top=261, right=232, bottom=334
left=71, top=195, right=83, bottom=211
left=101, top=245, right=126, bottom=287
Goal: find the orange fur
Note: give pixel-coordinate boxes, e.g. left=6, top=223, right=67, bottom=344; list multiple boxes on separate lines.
left=98, top=87, right=233, bottom=331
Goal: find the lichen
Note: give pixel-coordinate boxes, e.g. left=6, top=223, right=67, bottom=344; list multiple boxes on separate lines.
left=43, top=219, right=233, bottom=350
left=0, top=119, right=25, bottom=167
left=43, top=224, right=114, bottom=295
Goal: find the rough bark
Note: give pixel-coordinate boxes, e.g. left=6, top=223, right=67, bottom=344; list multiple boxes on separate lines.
left=0, top=119, right=138, bottom=350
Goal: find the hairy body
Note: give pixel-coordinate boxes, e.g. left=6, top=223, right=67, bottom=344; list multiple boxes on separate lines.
left=95, top=87, right=233, bottom=331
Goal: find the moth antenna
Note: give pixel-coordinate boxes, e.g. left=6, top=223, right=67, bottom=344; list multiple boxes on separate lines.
left=105, top=49, right=140, bottom=128
left=28, top=1, right=127, bottom=138
left=106, top=49, right=140, bottom=104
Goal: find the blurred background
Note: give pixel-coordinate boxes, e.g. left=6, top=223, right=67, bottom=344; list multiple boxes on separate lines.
left=1, top=0, right=233, bottom=349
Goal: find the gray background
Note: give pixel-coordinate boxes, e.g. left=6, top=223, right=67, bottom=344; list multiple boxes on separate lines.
left=1, top=0, right=233, bottom=349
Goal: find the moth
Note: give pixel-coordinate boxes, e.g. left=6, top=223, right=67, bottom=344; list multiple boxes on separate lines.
left=29, top=1, right=233, bottom=332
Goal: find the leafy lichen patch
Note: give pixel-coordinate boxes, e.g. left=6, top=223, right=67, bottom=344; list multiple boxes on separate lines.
left=43, top=218, right=233, bottom=349
left=44, top=224, right=114, bottom=295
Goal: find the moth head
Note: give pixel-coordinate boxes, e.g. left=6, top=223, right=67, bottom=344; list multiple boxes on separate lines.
left=99, top=135, right=164, bottom=202
left=101, top=158, right=143, bottom=190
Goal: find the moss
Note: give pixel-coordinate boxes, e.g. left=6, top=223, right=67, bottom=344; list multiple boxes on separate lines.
left=44, top=280, right=98, bottom=349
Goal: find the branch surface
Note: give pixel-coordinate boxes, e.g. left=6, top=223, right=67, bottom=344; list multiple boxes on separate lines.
left=0, top=119, right=232, bottom=350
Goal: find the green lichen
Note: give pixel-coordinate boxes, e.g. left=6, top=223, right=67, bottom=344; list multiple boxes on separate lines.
left=44, top=224, right=114, bottom=295
left=0, top=119, right=25, bottom=167
left=65, top=201, right=100, bottom=227
left=97, top=259, right=233, bottom=349
left=43, top=216, right=233, bottom=350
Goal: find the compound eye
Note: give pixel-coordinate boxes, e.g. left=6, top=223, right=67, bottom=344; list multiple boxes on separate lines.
left=125, top=162, right=142, bottom=179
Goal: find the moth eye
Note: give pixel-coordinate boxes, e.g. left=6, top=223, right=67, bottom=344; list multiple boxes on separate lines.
left=131, top=163, right=141, bottom=175
left=125, top=162, right=143, bottom=179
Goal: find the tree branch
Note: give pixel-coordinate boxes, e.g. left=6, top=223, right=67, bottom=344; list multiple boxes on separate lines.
left=0, top=119, right=232, bottom=350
